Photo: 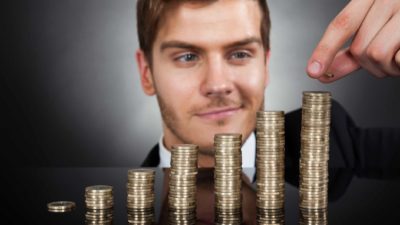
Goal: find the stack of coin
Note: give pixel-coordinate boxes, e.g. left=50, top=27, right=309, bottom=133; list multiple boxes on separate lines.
left=85, top=185, right=114, bottom=225
left=299, top=91, right=331, bottom=213
left=47, top=201, right=76, bottom=213
left=214, top=133, right=242, bottom=225
left=168, top=144, right=198, bottom=225
left=127, top=169, right=156, bottom=225
left=256, top=111, right=285, bottom=225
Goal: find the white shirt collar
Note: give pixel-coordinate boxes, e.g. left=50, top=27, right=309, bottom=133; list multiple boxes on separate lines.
left=158, top=132, right=256, bottom=168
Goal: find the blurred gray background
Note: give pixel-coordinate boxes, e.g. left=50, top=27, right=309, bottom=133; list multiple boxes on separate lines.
left=3, top=0, right=400, bottom=167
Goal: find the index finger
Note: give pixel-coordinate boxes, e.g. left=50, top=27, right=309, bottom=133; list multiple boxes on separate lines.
left=307, top=0, right=374, bottom=78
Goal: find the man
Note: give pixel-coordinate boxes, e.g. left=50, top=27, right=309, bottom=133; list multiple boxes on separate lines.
left=136, top=0, right=400, bottom=168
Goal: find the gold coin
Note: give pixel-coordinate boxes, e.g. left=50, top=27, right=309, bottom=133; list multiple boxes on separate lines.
left=324, top=72, right=334, bottom=78
left=47, top=201, right=76, bottom=213
left=85, top=185, right=113, bottom=193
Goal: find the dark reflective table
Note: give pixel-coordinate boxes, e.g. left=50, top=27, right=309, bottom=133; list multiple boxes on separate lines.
left=3, top=167, right=400, bottom=225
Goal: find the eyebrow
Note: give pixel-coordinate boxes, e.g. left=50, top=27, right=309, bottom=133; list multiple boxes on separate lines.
left=224, top=37, right=262, bottom=49
left=160, top=41, right=203, bottom=53
left=159, top=37, right=262, bottom=53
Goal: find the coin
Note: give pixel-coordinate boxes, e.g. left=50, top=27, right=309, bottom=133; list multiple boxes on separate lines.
left=299, top=91, right=331, bottom=210
left=256, top=111, right=286, bottom=216
left=126, top=168, right=155, bottom=225
left=84, top=185, right=114, bottom=223
left=214, top=133, right=243, bottom=225
left=168, top=144, right=198, bottom=225
left=47, top=201, right=76, bottom=213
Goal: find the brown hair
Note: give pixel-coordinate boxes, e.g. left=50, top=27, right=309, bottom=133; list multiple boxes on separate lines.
left=136, top=0, right=271, bottom=64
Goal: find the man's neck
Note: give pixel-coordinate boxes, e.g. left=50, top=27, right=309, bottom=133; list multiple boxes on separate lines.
left=158, top=133, right=256, bottom=181
left=197, top=153, right=215, bottom=168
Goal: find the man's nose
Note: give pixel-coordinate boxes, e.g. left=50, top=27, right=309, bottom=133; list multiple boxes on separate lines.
left=200, top=57, right=234, bottom=97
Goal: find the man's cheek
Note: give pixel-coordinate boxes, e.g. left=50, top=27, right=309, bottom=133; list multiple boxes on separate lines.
left=237, top=74, right=264, bottom=89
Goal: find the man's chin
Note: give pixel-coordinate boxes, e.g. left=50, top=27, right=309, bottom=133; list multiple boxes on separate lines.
left=202, top=119, right=242, bottom=132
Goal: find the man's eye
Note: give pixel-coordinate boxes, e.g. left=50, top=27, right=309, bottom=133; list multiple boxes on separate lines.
left=231, top=51, right=251, bottom=60
left=175, top=53, right=198, bottom=62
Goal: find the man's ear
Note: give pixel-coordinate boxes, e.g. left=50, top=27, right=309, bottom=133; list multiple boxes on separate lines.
left=264, top=50, right=271, bottom=88
left=136, top=49, right=156, bottom=96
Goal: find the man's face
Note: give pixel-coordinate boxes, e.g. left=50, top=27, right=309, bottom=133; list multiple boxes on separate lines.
left=139, top=0, right=269, bottom=154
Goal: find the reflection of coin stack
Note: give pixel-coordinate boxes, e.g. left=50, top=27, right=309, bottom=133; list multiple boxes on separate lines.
left=127, top=169, right=155, bottom=225
left=168, top=144, right=198, bottom=225
left=299, top=91, right=331, bottom=225
left=214, top=133, right=242, bottom=225
left=299, top=208, right=328, bottom=225
left=85, top=185, right=114, bottom=225
left=256, top=111, right=285, bottom=225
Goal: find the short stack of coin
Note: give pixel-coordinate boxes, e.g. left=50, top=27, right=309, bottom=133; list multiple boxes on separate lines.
left=85, top=185, right=114, bottom=225
left=127, top=169, right=155, bottom=225
left=256, top=111, right=285, bottom=225
left=168, top=144, right=198, bottom=225
left=299, top=91, right=331, bottom=221
left=214, top=133, right=243, bottom=225
left=47, top=201, right=76, bottom=213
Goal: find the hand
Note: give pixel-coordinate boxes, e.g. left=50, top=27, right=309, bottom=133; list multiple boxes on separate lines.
left=307, top=0, right=400, bottom=83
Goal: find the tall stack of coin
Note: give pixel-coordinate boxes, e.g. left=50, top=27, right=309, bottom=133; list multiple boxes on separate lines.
left=256, top=111, right=285, bottom=225
left=214, top=133, right=243, bottom=225
left=127, top=169, right=156, bottom=225
left=168, top=144, right=198, bottom=225
left=299, top=91, right=331, bottom=224
left=85, top=185, right=114, bottom=225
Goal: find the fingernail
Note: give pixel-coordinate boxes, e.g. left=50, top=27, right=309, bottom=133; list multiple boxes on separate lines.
left=308, top=61, right=322, bottom=76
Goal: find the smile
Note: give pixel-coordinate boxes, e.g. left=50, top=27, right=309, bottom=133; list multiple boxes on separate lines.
left=195, top=106, right=242, bottom=120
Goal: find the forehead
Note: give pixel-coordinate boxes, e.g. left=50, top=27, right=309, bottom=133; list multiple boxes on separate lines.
left=154, top=0, right=262, bottom=48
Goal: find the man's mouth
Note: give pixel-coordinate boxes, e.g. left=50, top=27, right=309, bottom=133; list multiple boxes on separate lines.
left=195, top=106, right=242, bottom=120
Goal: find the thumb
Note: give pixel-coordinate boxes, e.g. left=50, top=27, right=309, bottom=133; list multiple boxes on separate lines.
left=317, top=47, right=360, bottom=83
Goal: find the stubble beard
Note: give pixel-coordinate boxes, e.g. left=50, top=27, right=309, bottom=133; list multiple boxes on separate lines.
left=156, top=94, right=265, bottom=156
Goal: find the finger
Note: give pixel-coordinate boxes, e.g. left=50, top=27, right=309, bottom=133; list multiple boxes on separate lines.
left=350, top=0, right=394, bottom=61
left=317, top=47, right=360, bottom=83
left=307, top=0, right=374, bottom=78
left=366, top=12, right=400, bottom=76
left=320, top=47, right=387, bottom=82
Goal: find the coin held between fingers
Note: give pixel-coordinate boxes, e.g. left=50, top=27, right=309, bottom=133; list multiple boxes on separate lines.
left=324, top=72, right=334, bottom=78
